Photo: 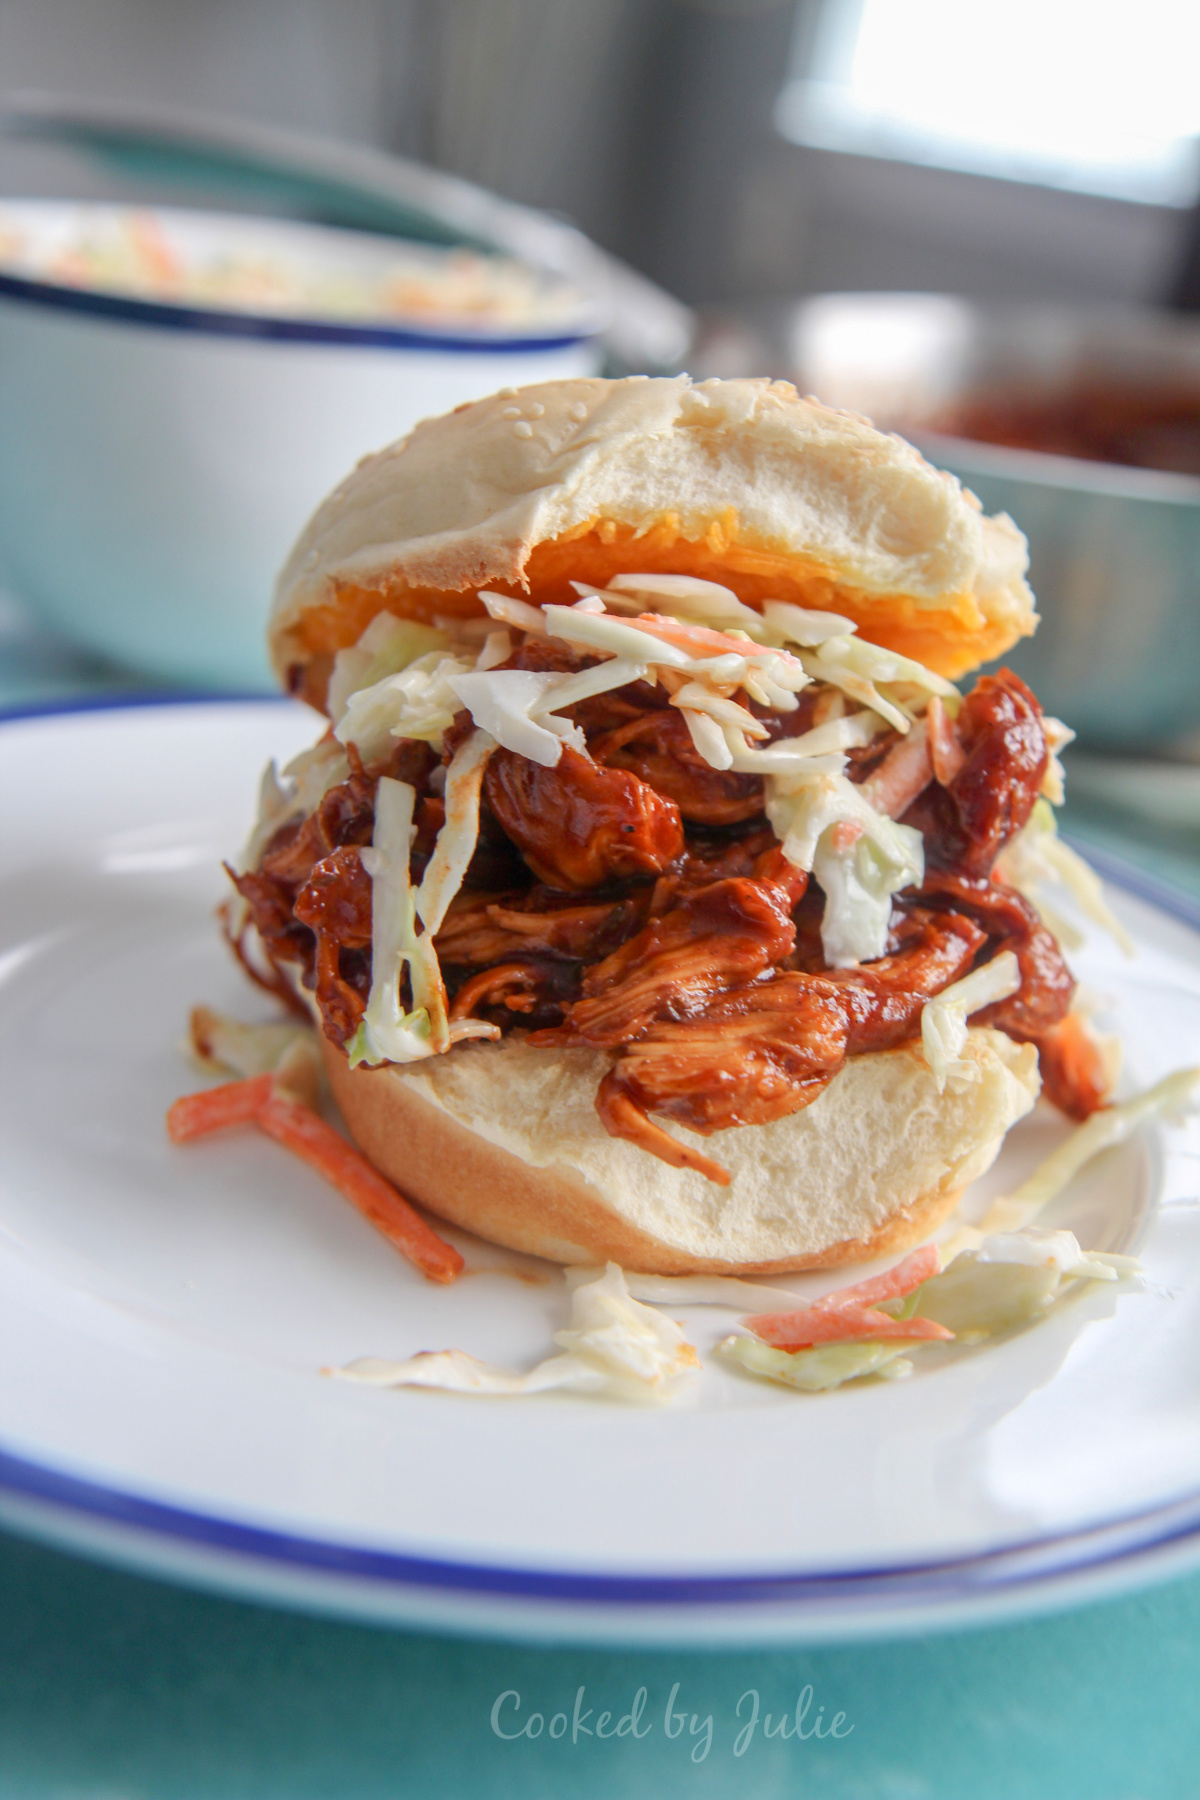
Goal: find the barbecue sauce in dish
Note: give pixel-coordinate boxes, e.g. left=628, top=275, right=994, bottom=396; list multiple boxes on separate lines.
left=927, top=382, right=1200, bottom=475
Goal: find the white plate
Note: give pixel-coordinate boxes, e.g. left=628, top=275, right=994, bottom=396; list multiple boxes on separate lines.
left=1, top=699, right=1199, bottom=1646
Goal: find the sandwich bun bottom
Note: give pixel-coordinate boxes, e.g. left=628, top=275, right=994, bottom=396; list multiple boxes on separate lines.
left=323, top=1029, right=1040, bottom=1275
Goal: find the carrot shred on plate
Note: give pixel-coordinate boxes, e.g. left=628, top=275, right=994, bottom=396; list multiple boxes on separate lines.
left=166, top=1073, right=275, bottom=1142
left=166, top=1074, right=463, bottom=1284
left=745, top=1309, right=953, bottom=1352
left=743, top=1246, right=948, bottom=1350
left=256, top=1089, right=463, bottom=1285
left=811, top=1245, right=941, bottom=1314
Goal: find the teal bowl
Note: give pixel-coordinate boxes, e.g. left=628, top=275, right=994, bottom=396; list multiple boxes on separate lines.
left=0, top=201, right=603, bottom=692
left=917, top=434, right=1200, bottom=749
left=783, top=294, right=1200, bottom=751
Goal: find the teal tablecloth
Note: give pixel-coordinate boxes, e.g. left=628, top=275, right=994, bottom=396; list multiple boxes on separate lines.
left=3, top=600, right=1200, bottom=1800
left=3, top=1529, right=1200, bottom=1799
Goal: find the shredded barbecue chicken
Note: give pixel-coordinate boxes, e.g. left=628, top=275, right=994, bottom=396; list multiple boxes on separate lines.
left=231, top=620, right=1095, bottom=1182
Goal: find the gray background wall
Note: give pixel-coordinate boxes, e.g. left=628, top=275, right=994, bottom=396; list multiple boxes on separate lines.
left=0, top=0, right=1184, bottom=311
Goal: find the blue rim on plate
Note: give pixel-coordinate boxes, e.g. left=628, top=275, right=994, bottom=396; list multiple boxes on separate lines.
left=1, top=693, right=1198, bottom=1622
left=0, top=688, right=281, bottom=725
left=0, top=270, right=597, bottom=354
left=3, top=1441, right=1200, bottom=1613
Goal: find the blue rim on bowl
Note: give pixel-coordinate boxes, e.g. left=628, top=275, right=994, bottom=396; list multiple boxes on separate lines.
left=0, top=268, right=599, bottom=353
left=0, top=199, right=604, bottom=352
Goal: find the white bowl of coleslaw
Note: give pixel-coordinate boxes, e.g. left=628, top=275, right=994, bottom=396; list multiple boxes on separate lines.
left=0, top=201, right=602, bottom=689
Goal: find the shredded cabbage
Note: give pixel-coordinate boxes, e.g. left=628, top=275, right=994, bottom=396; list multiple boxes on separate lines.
left=738, top=658, right=805, bottom=712
left=765, top=770, right=917, bottom=872
left=757, top=634, right=958, bottom=737
left=724, top=739, right=850, bottom=777
left=675, top=652, right=810, bottom=742
left=797, top=655, right=911, bottom=733
left=478, top=591, right=547, bottom=634
left=564, top=1268, right=811, bottom=1309
left=554, top=1261, right=700, bottom=1397
left=349, top=777, right=447, bottom=1066
left=476, top=628, right=512, bottom=670
left=414, top=729, right=494, bottom=936
left=546, top=606, right=812, bottom=709
left=335, top=1350, right=587, bottom=1396
left=332, top=1263, right=699, bottom=1405
left=760, top=711, right=884, bottom=763
left=669, top=682, right=768, bottom=739
left=704, top=702, right=883, bottom=777
left=238, top=759, right=294, bottom=874
left=543, top=603, right=692, bottom=667
left=446, top=658, right=652, bottom=769
left=912, top=1229, right=1139, bottom=1340
left=720, top=1227, right=1142, bottom=1388
left=1041, top=715, right=1076, bottom=806
left=974, top=1228, right=1131, bottom=1280
left=759, top=600, right=858, bottom=646
left=814, top=634, right=957, bottom=699
left=336, top=651, right=475, bottom=763
left=912, top=1256, right=1063, bottom=1340
left=580, top=582, right=863, bottom=655
left=979, top=1066, right=1200, bottom=1234
left=327, top=614, right=451, bottom=726
left=812, top=832, right=913, bottom=967
left=446, top=669, right=584, bottom=766
left=920, top=950, right=1021, bottom=1094
left=766, top=770, right=924, bottom=966
left=533, top=656, right=648, bottom=716
left=186, top=1006, right=320, bottom=1104
left=675, top=651, right=746, bottom=686
left=681, top=706, right=734, bottom=770
left=603, top=572, right=764, bottom=631
left=719, top=1334, right=914, bottom=1390
left=237, top=737, right=349, bottom=873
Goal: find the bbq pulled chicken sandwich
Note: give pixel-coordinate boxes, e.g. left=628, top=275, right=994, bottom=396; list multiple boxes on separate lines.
left=229, top=376, right=1111, bottom=1274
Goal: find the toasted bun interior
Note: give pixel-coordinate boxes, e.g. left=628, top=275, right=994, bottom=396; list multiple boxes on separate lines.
left=323, top=1028, right=1040, bottom=1274
left=273, top=376, right=1036, bottom=707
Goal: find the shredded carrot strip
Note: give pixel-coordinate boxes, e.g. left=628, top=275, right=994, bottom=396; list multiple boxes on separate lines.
left=256, top=1089, right=463, bottom=1284
left=167, top=1074, right=275, bottom=1142
left=129, top=211, right=184, bottom=286
left=812, top=1244, right=940, bottom=1313
left=630, top=614, right=778, bottom=659
left=166, top=1075, right=463, bottom=1283
left=743, top=1246, right=946, bottom=1349
left=746, top=1309, right=953, bottom=1351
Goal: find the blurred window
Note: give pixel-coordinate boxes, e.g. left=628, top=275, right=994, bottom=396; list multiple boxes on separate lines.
left=776, top=0, right=1200, bottom=206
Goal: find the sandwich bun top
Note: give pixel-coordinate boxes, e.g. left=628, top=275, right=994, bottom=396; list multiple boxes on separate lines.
left=271, top=374, right=1037, bottom=709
